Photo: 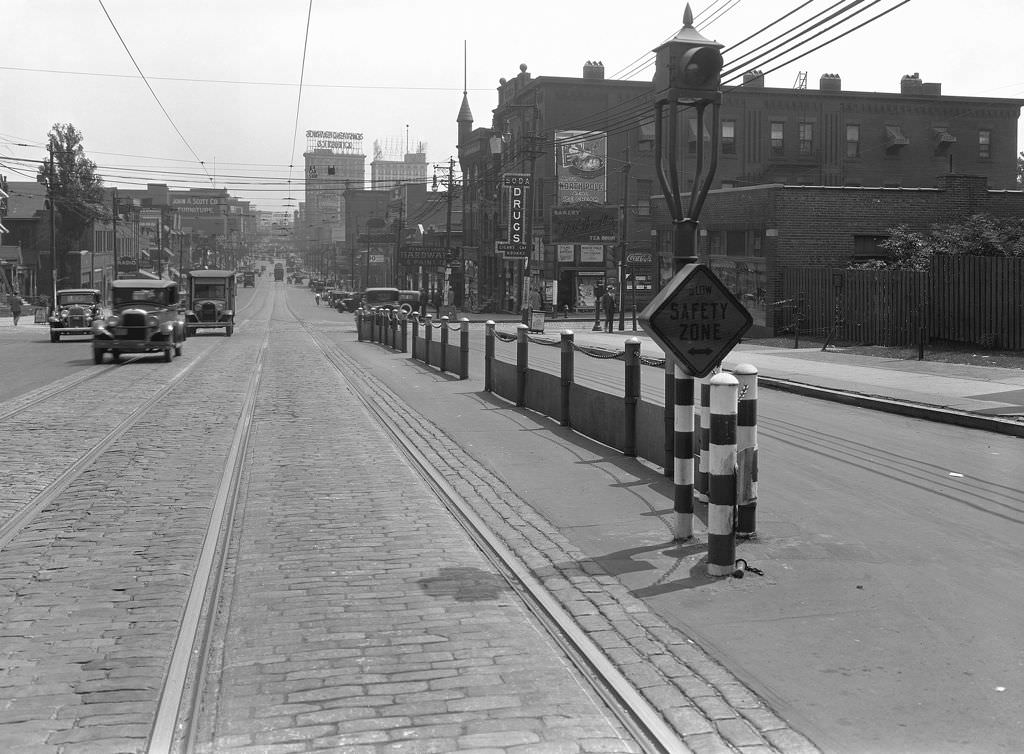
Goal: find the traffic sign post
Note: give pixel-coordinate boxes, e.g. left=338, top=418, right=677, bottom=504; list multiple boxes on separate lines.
left=638, top=263, right=752, bottom=377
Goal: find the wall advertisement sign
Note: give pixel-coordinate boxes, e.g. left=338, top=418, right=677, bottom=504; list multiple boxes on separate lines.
left=557, top=244, right=575, bottom=263
left=550, top=205, right=617, bottom=242
left=555, top=130, right=607, bottom=205
left=579, top=244, right=605, bottom=263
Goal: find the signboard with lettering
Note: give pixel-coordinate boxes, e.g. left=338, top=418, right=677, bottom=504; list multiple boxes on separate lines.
left=496, top=241, right=529, bottom=258
left=502, top=173, right=531, bottom=187
left=639, top=264, right=753, bottom=378
left=551, top=206, right=617, bottom=242
left=555, top=131, right=607, bottom=204
left=579, top=244, right=604, bottom=263
left=399, top=247, right=446, bottom=267
left=506, top=180, right=530, bottom=249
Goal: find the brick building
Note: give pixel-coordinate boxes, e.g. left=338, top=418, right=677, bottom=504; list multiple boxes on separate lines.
left=457, top=59, right=1022, bottom=323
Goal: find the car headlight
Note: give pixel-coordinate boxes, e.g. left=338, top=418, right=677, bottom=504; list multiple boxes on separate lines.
left=225, top=310, right=234, bottom=316
left=147, top=316, right=159, bottom=327
left=59, top=309, right=69, bottom=318
left=106, top=315, right=119, bottom=327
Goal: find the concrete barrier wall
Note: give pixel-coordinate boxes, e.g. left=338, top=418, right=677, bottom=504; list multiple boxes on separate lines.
left=492, top=359, right=518, bottom=402
left=569, top=383, right=626, bottom=451
left=525, top=369, right=561, bottom=419
left=636, top=398, right=666, bottom=467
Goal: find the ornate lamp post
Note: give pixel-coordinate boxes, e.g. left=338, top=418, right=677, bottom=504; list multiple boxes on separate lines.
left=652, top=3, right=724, bottom=273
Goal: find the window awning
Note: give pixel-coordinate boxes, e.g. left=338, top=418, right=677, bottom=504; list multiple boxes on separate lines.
left=885, top=125, right=910, bottom=148
left=932, top=128, right=957, bottom=144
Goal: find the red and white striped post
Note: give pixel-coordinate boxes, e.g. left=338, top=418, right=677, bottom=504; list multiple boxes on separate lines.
left=734, top=363, right=759, bottom=538
left=707, top=372, right=739, bottom=577
left=672, top=364, right=695, bottom=541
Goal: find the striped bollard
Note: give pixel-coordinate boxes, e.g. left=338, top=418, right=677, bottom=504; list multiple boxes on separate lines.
left=695, top=373, right=712, bottom=504
left=672, top=364, right=695, bottom=541
left=707, top=372, right=739, bottom=577
left=735, top=364, right=759, bottom=538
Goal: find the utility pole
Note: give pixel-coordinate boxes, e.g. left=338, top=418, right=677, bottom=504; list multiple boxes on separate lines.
left=444, top=156, right=455, bottom=307
left=618, top=147, right=631, bottom=330
left=48, top=140, right=57, bottom=304
left=112, top=188, right=119, bottom=283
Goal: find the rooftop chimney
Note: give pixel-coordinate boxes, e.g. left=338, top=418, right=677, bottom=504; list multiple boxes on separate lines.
left=819, top=73, right=842, bottom=91
left=742, top=70, right=764, bottom=88
left=583, top=60, right=605, bottom=80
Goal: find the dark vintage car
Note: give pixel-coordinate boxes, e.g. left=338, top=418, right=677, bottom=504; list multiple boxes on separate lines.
left=48, top=288, right=103, bottom=342
left=185, top=269, right=236, bottom=336
left=241, top=270, right=256, bottom=287
left=92, top=279, right=186, bottom=364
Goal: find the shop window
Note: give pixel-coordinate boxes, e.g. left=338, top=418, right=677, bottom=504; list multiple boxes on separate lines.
left=978, top=129, right=991, bottom=159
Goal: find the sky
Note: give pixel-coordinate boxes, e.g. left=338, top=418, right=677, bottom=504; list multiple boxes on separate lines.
left=3, top=0, right=1022, bottom=215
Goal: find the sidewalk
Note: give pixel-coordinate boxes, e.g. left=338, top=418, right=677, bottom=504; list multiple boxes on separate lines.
left=471, top=311, right=1024, bottom=435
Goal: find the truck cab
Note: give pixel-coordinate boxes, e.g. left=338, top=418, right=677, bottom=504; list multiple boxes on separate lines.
left=185, top=269, right=236, bottom=336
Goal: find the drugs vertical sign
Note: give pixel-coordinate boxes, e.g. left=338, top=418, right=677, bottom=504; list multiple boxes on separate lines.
left=498, top=173, right=531, bottom=255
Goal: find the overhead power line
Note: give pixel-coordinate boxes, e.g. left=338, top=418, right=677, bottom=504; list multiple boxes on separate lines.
left=96, top=0, right=213, bottom=186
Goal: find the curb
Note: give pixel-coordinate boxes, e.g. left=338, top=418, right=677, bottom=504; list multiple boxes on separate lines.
left=755, top=375, right=1024, bottom=438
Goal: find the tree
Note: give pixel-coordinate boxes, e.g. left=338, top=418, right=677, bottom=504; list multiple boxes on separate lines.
left=1017, top=151, right=1024, bottom=188
left=37, top=123, right=105, bottom=286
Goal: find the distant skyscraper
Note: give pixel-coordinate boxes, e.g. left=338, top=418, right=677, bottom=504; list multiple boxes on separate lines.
left=303, top=130, right=366, bottom=246
left=371, top=139, right=429, bottom=191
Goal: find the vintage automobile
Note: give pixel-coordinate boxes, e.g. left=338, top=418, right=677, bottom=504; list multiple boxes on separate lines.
left=398, top=289, right=423, bottom=316
left=241, top=270, right=256, bottom=288
left=92, top=279, right=186, bottom=364
left=362, top=287, right=401, bottom=311
left=185, top=269, right=236, bottom=336
left=48, top=288, right=103, bottom=342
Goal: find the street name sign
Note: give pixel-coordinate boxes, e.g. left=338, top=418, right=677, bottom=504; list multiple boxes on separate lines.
left=639, top=263, right=752, bottom=377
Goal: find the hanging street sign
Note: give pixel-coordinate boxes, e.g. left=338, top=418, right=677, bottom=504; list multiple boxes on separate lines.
left=639, top=263, right=753, bottom=377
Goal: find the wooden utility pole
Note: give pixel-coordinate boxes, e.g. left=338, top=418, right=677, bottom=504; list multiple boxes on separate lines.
left=618, top=146, right=631, bottom=331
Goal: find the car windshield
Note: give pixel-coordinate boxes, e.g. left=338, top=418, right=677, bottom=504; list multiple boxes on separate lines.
left=364, top=289, right=399, bottom=304
left=193, top=284, right=227, bottom=299
left=113, top=288, right=172, bottom=307
left=58, top=294, right=97, bottom=305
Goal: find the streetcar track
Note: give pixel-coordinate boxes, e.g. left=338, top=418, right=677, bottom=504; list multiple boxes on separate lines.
left=297, top=315, right=682, bottom=754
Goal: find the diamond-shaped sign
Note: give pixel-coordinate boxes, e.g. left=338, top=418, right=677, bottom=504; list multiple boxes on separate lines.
left=639, top=263, right=752, bottom=377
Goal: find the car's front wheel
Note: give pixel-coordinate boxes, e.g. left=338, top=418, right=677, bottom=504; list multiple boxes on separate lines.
left=163, top=347, right=173, bottom=362
left=225, top=326, right=234, bottom=337
left=111, top=350, right=120, bottom=363
left=50, top=331, right=60, bottom=343
left=92, top=349, right=103, bottom=364
left=174, top=341, right=182, bottom=356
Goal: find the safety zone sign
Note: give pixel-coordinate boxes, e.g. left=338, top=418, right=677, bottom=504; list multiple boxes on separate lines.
left=639, top=263, right=752, bottom=377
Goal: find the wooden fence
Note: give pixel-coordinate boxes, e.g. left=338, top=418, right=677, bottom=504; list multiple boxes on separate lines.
left=781, top=256, right=1024, bottom=350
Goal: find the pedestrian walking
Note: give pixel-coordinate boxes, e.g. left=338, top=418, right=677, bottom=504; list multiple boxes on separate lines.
left=314, top=292, right=321, bottom=306
left=601, top=288, right=616, bottom=332
left=8, top=293, right=22, bottom=326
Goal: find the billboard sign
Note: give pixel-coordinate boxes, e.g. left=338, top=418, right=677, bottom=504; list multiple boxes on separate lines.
left=555, top=130, right=607, bottom=204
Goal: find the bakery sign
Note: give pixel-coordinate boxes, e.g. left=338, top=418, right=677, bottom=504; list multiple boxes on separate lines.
left=550, top=206, right=617, bottom=242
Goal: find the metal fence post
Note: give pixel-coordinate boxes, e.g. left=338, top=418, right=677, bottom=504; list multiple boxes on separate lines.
left=400, top=312, right=408, bottom=354
left=424, top=314, right=433, bottom=368
left=484, top=320, right=495, bottom=392
left=459, top=318, right=469, bottom=380
left=560, top=330, right=574, bottom=427
left=624, top=338, right=640, bottom=457
left=707, top=372, right=739, bottom=577
left=411, top=313, right=420, bottom=360
left=440, top=316, right=449, bottom=374
left=734, top=364, right=759, bottom=538
left=516, top=323, right=528, bottom=407
left=357, top=308, right=364, bottom=342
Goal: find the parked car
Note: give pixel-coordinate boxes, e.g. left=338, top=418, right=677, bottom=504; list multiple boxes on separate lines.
left=362, top=287, right=401, bottom=310
left=185, top=269, right=236, bottom=336
left=48, top=288, right=102, bottom=342
left=92, top=279, right=186, bottom=364
left=398, top=289, right=423, bottom=315
left=242, top=270, right=256, bottom=287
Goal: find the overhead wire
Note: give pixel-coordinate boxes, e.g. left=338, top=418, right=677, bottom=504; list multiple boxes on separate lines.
left=96, top=0, right=212, bottom=186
